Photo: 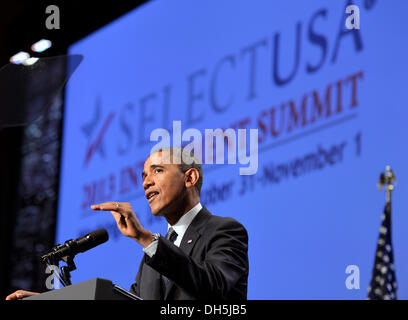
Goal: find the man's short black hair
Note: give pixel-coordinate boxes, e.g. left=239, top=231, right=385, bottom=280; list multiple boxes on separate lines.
left=151, top=147, right=203, bottom=195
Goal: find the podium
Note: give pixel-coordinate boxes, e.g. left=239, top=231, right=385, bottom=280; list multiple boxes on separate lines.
left=24, top=278, right=142, bottom=300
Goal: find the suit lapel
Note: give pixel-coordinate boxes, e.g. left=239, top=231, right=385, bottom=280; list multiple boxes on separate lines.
left=179, top=224, right=202, bottom=255
left=164, top=207, right=211, bottom=300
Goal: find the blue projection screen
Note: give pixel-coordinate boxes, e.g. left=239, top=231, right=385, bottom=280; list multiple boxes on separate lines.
left=57, top=0, right=408, bottom=299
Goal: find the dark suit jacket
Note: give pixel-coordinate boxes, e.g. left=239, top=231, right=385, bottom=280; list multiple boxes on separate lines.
left=130, top=207, right=249, bottom=300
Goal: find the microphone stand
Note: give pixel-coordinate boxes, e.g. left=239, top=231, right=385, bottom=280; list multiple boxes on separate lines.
left=60, top=255, right=77, bottom=286
left=41, top=243, right=78, bottom=288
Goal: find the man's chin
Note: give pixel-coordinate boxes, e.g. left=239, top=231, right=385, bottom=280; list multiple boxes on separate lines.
left=150, top=204, right=166, bottom=217
left=149, top=198, right=181, bottom=218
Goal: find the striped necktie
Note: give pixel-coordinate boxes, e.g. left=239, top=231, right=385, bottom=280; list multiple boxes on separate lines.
left=166, top=227, right=178, bottom=243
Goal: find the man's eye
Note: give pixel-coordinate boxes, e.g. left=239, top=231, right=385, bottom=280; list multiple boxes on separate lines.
left=155, top=168, right=163, bottom=173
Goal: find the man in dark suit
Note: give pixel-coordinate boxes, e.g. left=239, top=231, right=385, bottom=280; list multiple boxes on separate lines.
left=92, top=147, right=249, bottom=300
left=6, top=147, right=248, bottom=300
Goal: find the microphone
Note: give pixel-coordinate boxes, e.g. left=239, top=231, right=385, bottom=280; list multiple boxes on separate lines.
left=41, top=228, right=109, bottom=263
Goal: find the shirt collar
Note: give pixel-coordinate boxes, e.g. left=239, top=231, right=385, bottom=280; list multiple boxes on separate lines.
left=168, top=202, right=202, bottom=243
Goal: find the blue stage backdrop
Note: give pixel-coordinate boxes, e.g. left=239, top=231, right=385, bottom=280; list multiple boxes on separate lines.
left=56, top=0, right=408, bottom=299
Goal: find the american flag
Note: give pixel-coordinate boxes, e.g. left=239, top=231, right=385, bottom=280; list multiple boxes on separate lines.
left=367, top=202, right=398, bottom=300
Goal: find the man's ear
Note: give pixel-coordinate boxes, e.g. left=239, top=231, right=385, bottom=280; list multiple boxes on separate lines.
left=184, top=168, right=199, bottom=189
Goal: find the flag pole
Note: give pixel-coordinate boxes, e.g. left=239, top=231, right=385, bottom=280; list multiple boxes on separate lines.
left=368, top=165, right=398, bottom=300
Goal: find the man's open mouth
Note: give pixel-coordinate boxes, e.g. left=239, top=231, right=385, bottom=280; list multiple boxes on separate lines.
left=146, top=191, right=159, bottom=203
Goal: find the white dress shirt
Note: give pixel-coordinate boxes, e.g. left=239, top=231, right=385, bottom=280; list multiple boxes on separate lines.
left=143, top=202, right=202, bottom=257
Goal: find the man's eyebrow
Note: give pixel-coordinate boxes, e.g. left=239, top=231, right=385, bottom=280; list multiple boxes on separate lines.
left=142, top=165, right=165, bottom=179
left=150, top=164, right=165, bottom=170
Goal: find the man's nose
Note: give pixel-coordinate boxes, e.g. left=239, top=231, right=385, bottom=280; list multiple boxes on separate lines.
left=142, top=175, right=154, bottom=190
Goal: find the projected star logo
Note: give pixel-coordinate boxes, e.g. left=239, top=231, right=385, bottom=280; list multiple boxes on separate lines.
left=81, top=96, right=115, bottom=167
